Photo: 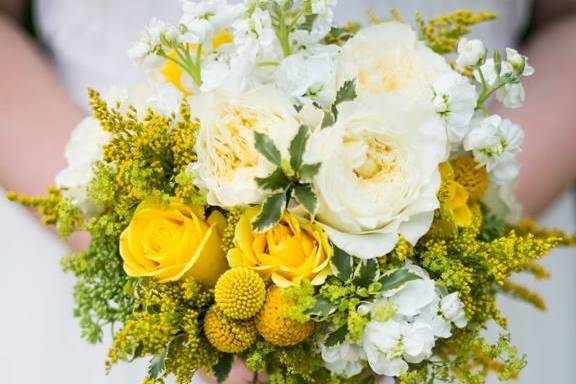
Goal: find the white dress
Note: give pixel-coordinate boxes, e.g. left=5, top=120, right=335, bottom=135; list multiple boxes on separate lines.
left=1, top=1, right=575, bottom=383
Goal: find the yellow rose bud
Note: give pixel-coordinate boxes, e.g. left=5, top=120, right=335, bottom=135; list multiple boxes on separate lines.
left=227, top=208, right=332, bottom=288
left=119, top=200, right=227, bottom=286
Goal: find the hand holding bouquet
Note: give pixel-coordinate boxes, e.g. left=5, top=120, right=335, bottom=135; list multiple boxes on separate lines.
left=9, top=1, right=574, bottom=383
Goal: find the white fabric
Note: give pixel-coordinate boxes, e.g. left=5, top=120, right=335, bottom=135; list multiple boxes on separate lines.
left=2, top=1, right=575, bottom=383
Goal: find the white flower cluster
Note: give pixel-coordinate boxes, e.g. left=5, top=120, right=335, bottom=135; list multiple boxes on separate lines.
left=128, top=0, right=340, bottom=97
left=319, top=264, right=466, bottom=378
left=453, top=39, right=533, bottom=222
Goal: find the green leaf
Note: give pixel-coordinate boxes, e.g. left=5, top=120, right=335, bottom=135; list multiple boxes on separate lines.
left=299, top=162, right=321, bottom=183
left=379, top=268, right=420, bottom=292
left=307, top=297, right=336, bottom=318
left=352, top=259, right=379, bottom=288
left=212, top=354, right=234, bottom=383
left=293, top=184, right=318, bottom=215
left=147, top=348, right=168, bottom=379
left=321, top=110, right=335, bottom=128
left=334, top=80, right=357, bottom=105
left=332, top=246, right=353, bottom=281
left=332, top=80, right=357, bottom=117
left=289, top=125, right=310, bottom=172
left=325, top=325, right=348, bottom=347
left=254, top=131, right=282, bottom=166
left=251, top=192, right=287, bottom=232
left=301, top=14, right=318, bottom=32
left=255, top=168, right=291, bottom=192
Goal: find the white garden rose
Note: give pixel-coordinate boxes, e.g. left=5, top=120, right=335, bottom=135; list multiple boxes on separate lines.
left=189, top=86, right=300, bottom=207
left=338, top=22, right=452, bottom=101
left=303, top=94, right=448, bottom=259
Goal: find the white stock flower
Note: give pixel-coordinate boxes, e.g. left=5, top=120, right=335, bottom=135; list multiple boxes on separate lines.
left=275, top=45, right=340, bottom=107
left=232, top=6, right=278, bottom=63
left=363, top=320, right=408, bottom=377
left=338, top=22, right=452, bottom=101
left=179, top=0, right=242, bottom=44
left=506, top=48, right=535, bottom=76
left=432, top=72, right=478, bottom=143
left=320, top=340, right=365, bottom=378
left=291, top=0, right=337, bottom=46
left=483, top=180, right=522, bottom=223
left=128, top=18, right=170, bottom=66
left=200, top=54, right=257, bottom=93
left=353, top=262, right=467, bottom=376
left=55, top=117, right=111, bottom=213
left=189, top=86, right=300, bottom=207
left=389, top=279, right=437, bottom=317
left=147, top=83, right=182, bottom=116
left=401, top=322, right=435, bottom=363
left=440, top=292, right=467, bottom=328
left=304, top=94, right=447, bottom=259
left=456, top=38, right=486, bottom=69
left=464, top=115, right=524, bottom=184
left=474, top=55, right=533, bottom=109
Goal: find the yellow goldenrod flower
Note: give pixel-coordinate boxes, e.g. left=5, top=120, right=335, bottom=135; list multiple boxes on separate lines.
left=119, top=200, right=227, bottom=286
left=204, top=306, right=257, bottom=353
left=439, top=162, right=473, bottom=227
left=215, top=268, right=266, bottom=320
left=256, top=287, right=314, bottom=347
left=451, top=156, right=489, bottom=200
left=227, top=207, right=332, bottom=288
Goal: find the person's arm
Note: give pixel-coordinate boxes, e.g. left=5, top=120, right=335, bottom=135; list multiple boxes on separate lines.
left=501, top=1, right=576, bottom=215
left=0, top=4, right=83, bottom=195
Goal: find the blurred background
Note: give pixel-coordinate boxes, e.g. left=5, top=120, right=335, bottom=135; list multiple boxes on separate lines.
left=1, top=0, right=575, bottom=383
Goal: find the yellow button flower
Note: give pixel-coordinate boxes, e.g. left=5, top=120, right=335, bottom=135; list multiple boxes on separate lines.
left=227, top=208, right=332, bottom=288
left=119, top=200, right=227, bottom=286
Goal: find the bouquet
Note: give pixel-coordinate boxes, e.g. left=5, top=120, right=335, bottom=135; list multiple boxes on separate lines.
left=9, top=1, right=575, bottom=383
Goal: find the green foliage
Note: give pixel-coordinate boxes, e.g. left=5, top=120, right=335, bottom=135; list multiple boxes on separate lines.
left=252, top=192, right=288, bottom=232
left=293, top=184, right=317, bottom=215
left=212, top=354, right=234, bottom=383
left=255, top=131, right=283, bottom=166
left=251, top=128, right=321, bottom=232
left=107, top=279, right=218, bottom=384
left=379, top=269, right=420, bottom=291
left=61, top=235, right=134, bottom=343
left=322, top=81, right=357, bottom=127
left=331, top=246, right=353, bottom=281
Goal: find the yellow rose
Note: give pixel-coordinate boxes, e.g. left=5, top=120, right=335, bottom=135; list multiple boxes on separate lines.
left=119, top=200, right=227, bottom=286
left=227, top=208, right=332, bottom=288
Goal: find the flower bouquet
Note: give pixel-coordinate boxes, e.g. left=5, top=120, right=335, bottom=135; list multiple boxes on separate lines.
left=9, top=1, right=575, bottom=383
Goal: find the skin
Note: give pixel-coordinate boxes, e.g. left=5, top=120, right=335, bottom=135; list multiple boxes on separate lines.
left=1, top=1, right=575, bottom=383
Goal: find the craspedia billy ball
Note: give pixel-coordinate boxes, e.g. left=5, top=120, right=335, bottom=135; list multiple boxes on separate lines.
left=215, top=267, right=266, bottom=320
left=203, top=306, right=257, bottom=353
left=255, top=286, right=314, bottom=347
